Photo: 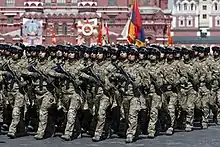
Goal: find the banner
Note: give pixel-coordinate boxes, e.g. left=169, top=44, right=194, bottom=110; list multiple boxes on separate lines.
left=23, top=18, right=43, bottom=46
left=77, top=19, right=98, bottom=46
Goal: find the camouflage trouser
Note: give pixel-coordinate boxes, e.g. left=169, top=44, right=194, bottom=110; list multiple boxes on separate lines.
left=94, top=87, right=112, bottom=136
left=36, top=92, right=56, bottom=136
left=8, top=91, right=25, bottom=134
left=198, top=86, right=210, bottom=124
left=63, top=92, right=82, bottom=136
left=210, top=89, right=220, bottom=122
left=163, top=91, right=178, bottom=129
left=0, top=91, right=3, bottom=124
left=147, top=92, right=162, bottom=136
left=180, top=88, right=198, bottom=127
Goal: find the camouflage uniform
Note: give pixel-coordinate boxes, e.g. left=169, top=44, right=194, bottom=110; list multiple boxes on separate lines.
left=7, top=55, right=27, bottom=138
left=33, top=58, right=57, bottom=139
left=161, top=56, right=179, bottom=135
left=178, top=55, right=199, bottom=131
left=59, top=59, right=86, bottom=140
left=147, top=57, right=163, bottom=138
left=195, top=54, right=211, bottom=128
left=115, top=58, right=141, bottom=143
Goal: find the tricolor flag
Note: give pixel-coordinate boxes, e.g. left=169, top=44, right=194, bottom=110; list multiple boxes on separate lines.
left=51, top=24, right=56, bottom=45
left=127, top=0, right=146, bottom=47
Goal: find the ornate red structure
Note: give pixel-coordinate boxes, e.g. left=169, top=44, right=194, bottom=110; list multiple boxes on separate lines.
left=0, top=0, right=171, bottom=45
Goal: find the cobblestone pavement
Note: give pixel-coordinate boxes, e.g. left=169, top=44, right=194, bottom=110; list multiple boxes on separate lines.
left=1, top=126, right=220, bottom=147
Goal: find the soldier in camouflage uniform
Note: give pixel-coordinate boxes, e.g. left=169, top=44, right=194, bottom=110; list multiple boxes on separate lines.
left=194, top=47, right=211, bottom=129
left=209, top=46, right=220, bottom=125
left=7, top=46, right=29, bottom=138
left=31, top=47, right=58, bottom=140
left=114, top=46, right=141, bottom=143
left=160, top=48, right=179, bottom=135
left=147, top=48, right=163, bottom=138
left=178, top=48, right=199, bottom=131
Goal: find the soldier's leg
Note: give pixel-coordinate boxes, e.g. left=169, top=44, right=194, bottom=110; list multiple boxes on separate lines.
left=125, top=96, right=140, bottom=143
left=0, top=92, right=3, bottom=130
left=166, top=92, right=178, bottom=135
left=147, top=93, right=161, bottom=138
left=185, top=90, right=197, bottom=131
left=201, top=92, right=210, bottom=129
left=61, top=93, right=81, bottom=141
left=216, top=89, right=220, bottom=125
left=92, top=88, right=111, bottom=142
left=8, top=92, right=24, bottom=138
left=34, top=93, right=55, bottom=140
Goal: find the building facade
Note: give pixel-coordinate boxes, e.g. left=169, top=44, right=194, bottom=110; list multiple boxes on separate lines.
left=0, top=0, right=171, bottom=45
left=172, top=0, right=220, bottom=45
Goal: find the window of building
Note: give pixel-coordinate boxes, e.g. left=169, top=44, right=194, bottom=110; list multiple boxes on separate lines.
left=143, top=0, right=148, bottom=6
left=54, top=23, right=59, bottom=35
left=216, top=17, right=220, bottom=26
left=179, top=19, right=185, bottom=27
left=108, top=0, right=116, bottom=6
left=188, top=20, right=192, bottom=26
left=7, top=16, right=14, bottom=24
left=5, top=0, right=15, bottom=7
left=62, top=23, right=67, bottom=35
left=45, top=0, right=51, bottom=5
left=191, top=3, right=194, bottom=10
left=203, top=5, right=207, bottom=10
left=203, top=14, right=207, bottom=19
left=57, top=0, right=66, bottom=6
left=178, top=3, right=181, bottom=11
left=214, top=3, right=218, bottom=10
left=217, top=20, right=220, bottom=26
left=184, top=3, right=187, bottom=10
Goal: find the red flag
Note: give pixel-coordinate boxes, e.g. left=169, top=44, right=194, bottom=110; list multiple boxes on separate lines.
left=97, top=23, right=102, bottom=45
left=51, top=24, right=56, bottom=45
left=167, top=24, right=173, bottom=45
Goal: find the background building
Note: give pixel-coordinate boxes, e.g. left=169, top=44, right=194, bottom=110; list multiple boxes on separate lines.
left=172, top=0, right=220, bottom=45
left=0, top=0, right=171, bottom=45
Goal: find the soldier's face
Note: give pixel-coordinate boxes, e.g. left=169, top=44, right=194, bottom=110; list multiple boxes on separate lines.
left=68, top=53, right=75, bottom=59
left=50, top=52, right=56, bottom=56
left=120, top=52, right=127, bottom=58
left=12, top=54, right=18, bottom=59
left=183, top=54, right=189, bottom=60
left=97, top=52, right=104, bottom=60
left=198, top=52, right=204, bottom=58
left=5, top=50, right=10, bottom=55
left=84, top=52, right=90, bottom=58
left=56, top=50, right=62, bottom=57
left=26, top=52, right=31, bottom=57
left=176, top=53, right=180, bottom=58
left=139, top=53, right=144, bottom=59
left=128, top=54, right=135, bottom=61
left=111, top=54, right=117, bottom=60
left=150, top=54, right=156, bottom=60
left=31, top=51, right=37, bottom=56
left=160, top=53, right=165, bottom=58
left=63, top=52, right=68, bottom=57
left=39, top=51, right=46, bottom=58
left=167, top=54, right=173, bottom=59
left=214, top=51, right=219, bottom=57
left=91, top=53, right=96, bottom=58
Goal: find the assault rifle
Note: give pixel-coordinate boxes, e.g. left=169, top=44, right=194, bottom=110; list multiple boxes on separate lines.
left=54, top=65, right=85, bottom=97
left=112, top=63, right=136, bottom=86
